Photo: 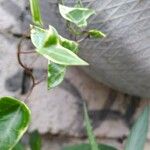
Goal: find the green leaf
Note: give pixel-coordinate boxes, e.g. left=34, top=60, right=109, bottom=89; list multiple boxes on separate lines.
left=31, top=25, right=88, bottom=65
left=59, top=4, right=95, bottom=28
left=36, top=45, right=88, bottom=66
left=125, top=106, right=149, bottom=150
left=31, top=25, right=78, bottom=52
left=30, top=25, right=59, bottom=49
left=88, top=29, right=106, bottom=38
left=84, top=103, right=99, bottom=150
left=0, top=97, right=31, bottom=150
left=30, top=25, right=46, bottom=48
left=12, top=142, right=24, bottom=150
left=59, top=36, right=79, bottom=53
left=29, top=0, right=43, bottom=26
left=63, top=144, right=117, bottom=150
left=43, top=26, right=59, bottom=47
left=29, top=130, right=41, bottom=150
left=48, top=62, right=66, bottom=89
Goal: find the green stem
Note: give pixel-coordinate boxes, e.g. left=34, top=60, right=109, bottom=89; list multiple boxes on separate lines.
left=29, top=0, right=43, bottom=27
left=84, top=102, right=99, bottom=150
left=77, top=0, right=83, bottom=7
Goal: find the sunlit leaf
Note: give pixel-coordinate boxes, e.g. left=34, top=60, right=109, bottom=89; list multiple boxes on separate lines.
left=29, top=0, right=43, bottom=26
left=36, top=45, right=88, bottom=65
left=125, top=106, right=149, bottom=150
left=63, top=144, right=117, bottom=150
left=48, top=61, right=66, bottom=89
left=59, top=4, right=95, bottom=28
left=84, top=103, right=99, bottom=150
left=88, top=29, right=106, bottom=38
left=29, top=130, right=41, bottom=150
left=0, top=97, right=31, bottom=150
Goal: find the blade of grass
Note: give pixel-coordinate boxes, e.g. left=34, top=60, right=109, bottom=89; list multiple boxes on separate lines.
left=125, top=105, right=149, bottom=150
left=29, top=0, right=43, bottom=26
left=83, top=103, right=100, bottom=150
left=29, top=130, right=41, bottom=150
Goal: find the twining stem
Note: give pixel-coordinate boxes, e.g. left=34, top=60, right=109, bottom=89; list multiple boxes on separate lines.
left=17, top=38, right=46, bottom=102
left=17, top=38, right=36, bottom=88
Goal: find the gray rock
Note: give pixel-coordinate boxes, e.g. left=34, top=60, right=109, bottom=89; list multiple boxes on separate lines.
left=41, top=0, right=150, bottom=98
left=0, top=34, right=23, bottom=97
left=28, top=80, right=84, bottom=136
left=27, top=68, right=143, bottom=139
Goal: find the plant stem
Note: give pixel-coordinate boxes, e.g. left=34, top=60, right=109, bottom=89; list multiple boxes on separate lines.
left=17, top=38, right=36, bottom=89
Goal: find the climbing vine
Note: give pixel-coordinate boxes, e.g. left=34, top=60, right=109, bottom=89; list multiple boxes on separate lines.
left=0, top=0, right=149, bottom=150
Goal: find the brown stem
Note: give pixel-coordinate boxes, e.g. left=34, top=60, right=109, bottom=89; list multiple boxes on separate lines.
left=77, top=35, right=89, bottom=43
left=17, top=38, right=47, bottom=102
left=17, top=38, right=36, bottom=93
left=23, top=77, right=46, bottom=102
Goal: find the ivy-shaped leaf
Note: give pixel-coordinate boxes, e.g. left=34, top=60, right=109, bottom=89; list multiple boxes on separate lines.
left=31, top=25, right=79, bottom=53
left=125, top=106, right=149, bottom=150
left=59, top=4, right=95, bottom=28
left=31, top=25, right=88, bottom=65
left=48, top=61, right=66, bottom=89
left=36, top=45, right=88, bottom=65
left=88, top=29, right=106, bottom=38
left=59, top=36, right=79, bottom=53
left=63, top=144, right=117, bottom=150
left=0, top=97, right=31, bottom=150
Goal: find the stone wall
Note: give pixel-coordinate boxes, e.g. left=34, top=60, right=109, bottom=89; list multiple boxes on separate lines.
left=0, top=1, right=150, bottom=150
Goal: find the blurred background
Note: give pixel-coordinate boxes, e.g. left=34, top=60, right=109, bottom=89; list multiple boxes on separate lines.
left=0, top=0, right=150, bottom=149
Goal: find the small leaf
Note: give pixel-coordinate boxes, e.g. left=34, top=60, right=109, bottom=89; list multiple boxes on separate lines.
left=59, top=36, right=79, bottom=53
left=12, top=142, right=24, bottom=150
left=59, top=4, right=95, bottom=28
left=84, top=103, right=99, bottom=150
left=48, top=61, right=66, bottom=89
left=125, top=106, right=149, bottom=150
left=88, top=29, right=106, bottom=38
left=63, top=144, right=117, bottom=150
left=0, top=97, right=31, bottom=150
left=36, top=45, right=88, bottom=66
left=29, top=130, right=41, bottom=150
left=29, top=0, right=43, bottom=26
